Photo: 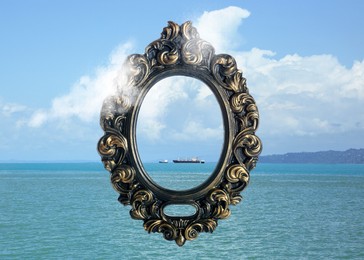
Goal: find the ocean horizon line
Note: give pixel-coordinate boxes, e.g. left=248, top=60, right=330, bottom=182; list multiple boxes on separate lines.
left=0, top=161, right=363, bottom=165
left=1, top=148, right=363, bottom=164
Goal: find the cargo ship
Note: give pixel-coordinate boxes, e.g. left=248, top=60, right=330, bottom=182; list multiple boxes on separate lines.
left=172, top=157, right=205, bottom=164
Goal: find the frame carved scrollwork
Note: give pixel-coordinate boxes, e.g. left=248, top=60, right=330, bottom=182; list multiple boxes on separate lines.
left=97, top=21, right=262, bottom=246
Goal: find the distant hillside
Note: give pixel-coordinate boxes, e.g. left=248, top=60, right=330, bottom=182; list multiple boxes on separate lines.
left=260, top=148, right=364, bottom=164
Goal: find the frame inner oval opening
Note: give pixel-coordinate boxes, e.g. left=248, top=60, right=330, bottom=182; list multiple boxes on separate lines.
left=136, top=76, right=224, bottom=191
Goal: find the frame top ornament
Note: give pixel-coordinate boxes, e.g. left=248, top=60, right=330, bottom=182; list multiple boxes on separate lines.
left=97, top=21, right=262, bottom=246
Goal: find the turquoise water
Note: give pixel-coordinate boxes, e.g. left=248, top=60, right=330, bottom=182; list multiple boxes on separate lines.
left=1, top=163, right=364, bottom=259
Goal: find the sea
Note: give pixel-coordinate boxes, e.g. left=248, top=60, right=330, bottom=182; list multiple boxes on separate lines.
left=1, top=162, right=363, bottom=259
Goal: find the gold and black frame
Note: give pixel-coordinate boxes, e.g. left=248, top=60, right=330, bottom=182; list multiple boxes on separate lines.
left=97, top=21, right=262, bottom=246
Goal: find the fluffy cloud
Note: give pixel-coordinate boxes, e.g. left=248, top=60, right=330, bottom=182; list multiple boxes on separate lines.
left=20, top=6, right=364, bottom=154
left=196, top=6, right=250, bottom=52
left=137, top=77, right=188, bottom=140
left=137, top=76, right=223, bottom=142
left=233, top=50, right=364, bottom=137
left=169, top=120, right=223, bottom=141
left=1, top=101, right=26, bottom=117
left=27, top=42, right=134, bottom=127
left=194, top=7, right=364, bottom=143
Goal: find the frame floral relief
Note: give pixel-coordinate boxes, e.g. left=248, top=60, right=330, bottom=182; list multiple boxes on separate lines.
left=97, top=21, right=262, bottom=246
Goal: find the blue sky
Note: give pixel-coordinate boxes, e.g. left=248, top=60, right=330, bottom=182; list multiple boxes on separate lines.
left=1, top=0, right=363, bottom=162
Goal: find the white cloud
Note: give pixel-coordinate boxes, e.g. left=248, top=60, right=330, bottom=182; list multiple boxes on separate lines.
left=0, top=101, right=27, bottom=117
left=21, top=6, right=364, bottom=152
left=28, top=110, right=47, bottom=128
left=26, top=42, right=134, bottom=127
left=196, top=6, right=250, bottom=52
left=137, top=77, right=188, bottom=140
left=192, top=6, right=364, bottom=151
left=233, top=49, right=364, bottom=137
left=170, top=120, right=223, bottom=141
left=137, top=76, right=223, bottom=141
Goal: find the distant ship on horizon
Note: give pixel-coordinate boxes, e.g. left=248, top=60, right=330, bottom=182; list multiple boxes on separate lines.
left=159, top=159, right=168, bottom=163
left=172, top=157, right=205, bottom=164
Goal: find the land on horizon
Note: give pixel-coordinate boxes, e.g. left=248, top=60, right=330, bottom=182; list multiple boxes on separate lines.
left=260, top=148, right=364, bottom=164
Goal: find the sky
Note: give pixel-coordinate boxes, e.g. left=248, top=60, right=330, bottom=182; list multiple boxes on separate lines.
left=0, top=0, right=363, bottom=162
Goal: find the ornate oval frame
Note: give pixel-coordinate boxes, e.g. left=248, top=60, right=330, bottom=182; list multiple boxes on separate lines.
left=97, top=21, right=262, bottom=246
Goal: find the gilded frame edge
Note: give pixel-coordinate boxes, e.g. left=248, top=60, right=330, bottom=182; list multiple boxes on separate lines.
left=97, top=21, right=262, bottom=246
